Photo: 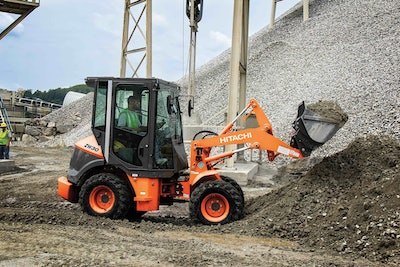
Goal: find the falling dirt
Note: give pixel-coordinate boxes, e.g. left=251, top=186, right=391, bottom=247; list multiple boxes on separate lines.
left=0, top=135, right=399, bottom=266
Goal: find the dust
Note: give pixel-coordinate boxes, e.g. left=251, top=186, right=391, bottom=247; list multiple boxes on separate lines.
left=308, top=100, right=349, bottom=128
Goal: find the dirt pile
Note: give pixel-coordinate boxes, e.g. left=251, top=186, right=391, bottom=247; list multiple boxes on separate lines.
left=1, top=138, right=398, bottom=266
left=239, top=135, right=400, bottom=263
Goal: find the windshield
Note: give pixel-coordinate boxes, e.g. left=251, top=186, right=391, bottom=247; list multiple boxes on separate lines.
left=153, top=83, right=183, bottom=169
left=158, top=83, right=182, bottom=142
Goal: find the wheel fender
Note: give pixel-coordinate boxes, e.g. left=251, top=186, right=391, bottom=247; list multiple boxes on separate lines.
left=67, top=158, right=105, bottom=185
left=191, top=170, right=221, bottom=189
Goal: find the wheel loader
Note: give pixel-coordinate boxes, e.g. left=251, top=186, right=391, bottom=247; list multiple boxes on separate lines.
left=58, top=77, right=343, bottom=225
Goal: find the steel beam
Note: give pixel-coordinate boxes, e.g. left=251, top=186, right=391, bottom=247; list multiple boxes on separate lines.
left=0, top=0, right=39, bottom=41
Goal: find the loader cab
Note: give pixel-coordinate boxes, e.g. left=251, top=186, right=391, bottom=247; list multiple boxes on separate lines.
left=86, top=77, right=188, bottom=178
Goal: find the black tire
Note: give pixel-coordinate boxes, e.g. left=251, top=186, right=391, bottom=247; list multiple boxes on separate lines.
left=220, top=175, right=245, bottom=218
left=79, top=173, right=132, bottom=219
left=189, top=180, right=243, bottom=225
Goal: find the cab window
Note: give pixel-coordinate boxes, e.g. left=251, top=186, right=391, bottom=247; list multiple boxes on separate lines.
left=112, top=84, right=149, bottom=166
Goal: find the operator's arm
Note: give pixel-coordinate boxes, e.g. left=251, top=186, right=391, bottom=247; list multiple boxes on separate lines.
left=117, top=113, right=127, bottom=127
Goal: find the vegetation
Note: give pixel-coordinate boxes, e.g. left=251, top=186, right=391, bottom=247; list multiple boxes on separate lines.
left=23, top=84, right=93, bottom=105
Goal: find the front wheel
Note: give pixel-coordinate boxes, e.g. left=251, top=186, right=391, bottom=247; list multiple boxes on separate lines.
left=189, top=180, right=243, bottom=225
left=220, top=175, right=245, bottom=218
left=79, top=173, right=132, bottom=219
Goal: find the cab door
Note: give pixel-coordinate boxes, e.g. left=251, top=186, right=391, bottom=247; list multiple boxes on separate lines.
left=90, top=78, right=153, bottom=170
left=111, top=83, right=151, bottom=168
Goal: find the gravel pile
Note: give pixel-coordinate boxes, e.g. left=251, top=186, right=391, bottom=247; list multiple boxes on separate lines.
left=180, top=0, right=400, bottom=162
left=21, top=0, right=400, bottom=156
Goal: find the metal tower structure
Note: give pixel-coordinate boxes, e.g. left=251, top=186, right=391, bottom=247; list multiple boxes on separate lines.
left=119, top=0, right=251, bottom=167
left=0, top=0, right=39, bottom=41
left=120, top=0, right=152, bottom=78
left=118, top=1, right=310, bottom=167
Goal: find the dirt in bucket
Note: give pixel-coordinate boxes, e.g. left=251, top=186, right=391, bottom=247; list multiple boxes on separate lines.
left=307, top=100, right=349, bottom=128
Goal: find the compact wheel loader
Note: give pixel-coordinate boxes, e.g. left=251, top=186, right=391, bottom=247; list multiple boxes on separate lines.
left=58, top=77, right=343, bottom=225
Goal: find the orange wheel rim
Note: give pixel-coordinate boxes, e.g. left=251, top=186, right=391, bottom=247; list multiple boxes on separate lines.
left=89, top=185, right=115, bottom=214
left=200, top=193, right=230, bottom=223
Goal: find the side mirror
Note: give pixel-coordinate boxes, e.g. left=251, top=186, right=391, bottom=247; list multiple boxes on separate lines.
left=167, top=95, right=173, bottom=114
left=188, top=97, right=194, bottom=117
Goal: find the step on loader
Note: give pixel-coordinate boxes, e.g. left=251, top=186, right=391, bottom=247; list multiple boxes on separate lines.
left=58, top=77, right=346, bottom=225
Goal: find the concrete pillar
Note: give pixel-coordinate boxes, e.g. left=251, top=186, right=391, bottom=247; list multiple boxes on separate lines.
left=227, top=0, right=250, bottom=167
left=303, top=0, right=310, bottom=21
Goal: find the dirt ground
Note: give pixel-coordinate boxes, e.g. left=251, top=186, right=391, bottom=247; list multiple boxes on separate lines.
left=0, top=135, right=398, bottom=266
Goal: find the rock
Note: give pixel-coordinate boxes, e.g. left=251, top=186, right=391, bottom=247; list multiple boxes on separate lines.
left=42, top=127, right=56, bottom=136
left=47, top=121, right=56, bottom=128
left=37, top=135, right=54, bottom=142
left=39, top=120, right=48, bottom=127
left=21, top=134, right=37, bottom=143
left=57, top=124, right=75, bottom=134
left=25, top=125, right=41, bottom=136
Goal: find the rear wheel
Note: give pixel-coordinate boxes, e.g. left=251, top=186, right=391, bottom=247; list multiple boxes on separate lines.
left=79, top=173, right=132, bottom=219
left=190, top=180, right=243, bottom=225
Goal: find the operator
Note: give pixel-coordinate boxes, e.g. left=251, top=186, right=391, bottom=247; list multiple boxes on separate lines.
left=0, top=122, right=12, bottom=160
left=117, top=96, right=144, bottom=130
left=115, top=96, right=146, bottom=165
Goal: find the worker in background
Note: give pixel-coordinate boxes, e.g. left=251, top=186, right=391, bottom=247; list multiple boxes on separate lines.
left=0, top=122, right=11, bottom=159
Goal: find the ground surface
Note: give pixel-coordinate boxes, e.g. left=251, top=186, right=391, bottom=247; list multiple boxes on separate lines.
left=0, top=135, right=399, bottom=266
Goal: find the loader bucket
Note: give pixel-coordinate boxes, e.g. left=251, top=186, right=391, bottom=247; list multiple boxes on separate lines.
left=290, top=101, right=347, bottom=157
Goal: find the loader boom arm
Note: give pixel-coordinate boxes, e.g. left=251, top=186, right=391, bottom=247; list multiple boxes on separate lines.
left=189, top=98, right=303, bottom=173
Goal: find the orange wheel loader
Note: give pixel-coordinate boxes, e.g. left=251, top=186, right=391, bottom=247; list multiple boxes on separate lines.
left=58, top=77, right=341, bottom=225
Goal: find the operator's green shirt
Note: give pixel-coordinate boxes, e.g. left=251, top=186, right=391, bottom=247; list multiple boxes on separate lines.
left=118, top=110, right=141, bottom=128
